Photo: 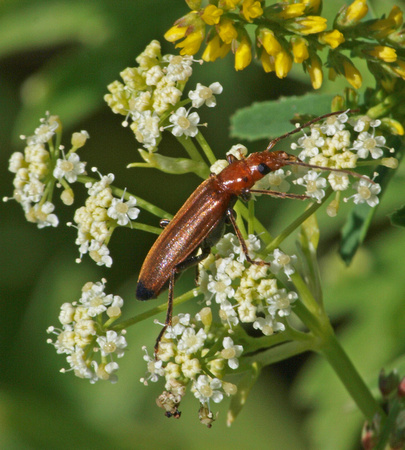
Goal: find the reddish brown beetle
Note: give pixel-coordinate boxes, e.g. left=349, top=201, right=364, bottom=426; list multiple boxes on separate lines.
left=136, top=111, right=357, bottom=353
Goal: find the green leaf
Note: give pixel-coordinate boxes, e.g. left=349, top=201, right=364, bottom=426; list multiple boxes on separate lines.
left=389, top=204, right=405, bottom=228
left=230, top=93, right=335, bottom=141
left=339, top=136, right=404, bottom=265
left=297, top=212, right=323, bottom=304
left=131, top=149, right=210, bottom=178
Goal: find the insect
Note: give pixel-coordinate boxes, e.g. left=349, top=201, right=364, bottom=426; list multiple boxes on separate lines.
left=136, top=110, right=359, bottom=355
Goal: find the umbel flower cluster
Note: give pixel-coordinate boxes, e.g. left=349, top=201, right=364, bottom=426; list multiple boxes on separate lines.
left=46, top=279, right=127, bottom=384
left=166, top=0, right=405, bottom=90
left=104, top=40, right=222, bottom=157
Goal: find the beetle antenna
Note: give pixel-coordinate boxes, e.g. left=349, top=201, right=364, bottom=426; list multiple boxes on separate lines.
left=288, top=160, right=376, bottom=184
left=265, top=110, right=355, bottom=152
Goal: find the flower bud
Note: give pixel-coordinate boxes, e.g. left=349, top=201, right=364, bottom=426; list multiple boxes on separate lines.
left=61, top=188, right=74, bottom=205
left=71, top=130, right=89, bottom=148
left=336, top=0, right=368, bottom=28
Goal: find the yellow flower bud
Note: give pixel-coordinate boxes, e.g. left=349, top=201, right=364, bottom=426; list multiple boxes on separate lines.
left=275, top=49, right=293, bottom=78
left=234, top=34, right=252, bottom=70
left=388, top=5, right=403, bottom=28
left=381, top=157, right=399, bottom=168
left=367, top=45, right=397, bottom=63
left=345, top=0, right=368, bottom=23
left=302, top=0, right=322, bottom=15
left=392, top=60, right=405, bottom=79
left=381, top=117, right=404, bottom=136
left=217, top=17, right=238, bottom=44
left=219, top=0, right=242, bottom=10
left=306, top=54, right=323, bottom=89
left=258, top=28, right=281, bottom=56
left=286, top=15, right=327, bottom=35
left=342, top=59, right=362, bottom=89
left=61, top=188, right=74, bottom=206
left=266, top=3, right=305, bottom=19
left=260, top=50, right=275, bottom=73
left=318, top=30, right=345, bottom=49
left=201, top=4, right=223, bottom=25
left=290, top=36, right=309, bottom=63
left=202, top=35, right=231, bottom=62
left=241, top=0, right=263, bottom=23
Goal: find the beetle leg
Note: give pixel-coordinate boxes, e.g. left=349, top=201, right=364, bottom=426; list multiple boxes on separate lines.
left=154, top=247, right=212, bottom=358
left=226, top=209, right=270, bottom=266
left=154, top=268, right=176, bottom=358
left=249, top=189, right=308, bottom=200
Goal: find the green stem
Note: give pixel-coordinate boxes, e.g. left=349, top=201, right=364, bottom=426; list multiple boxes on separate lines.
left=176, top=134, right=206, bottom=164
left=111, top=288, right=197, bottom=332
left=264, top=188, right=332, bottom=253
left=194, top=131, right=218, bottom=165
left=237, top=201, right=273, bottom=244
left=240, top=339, right=315, bottom=370
left=318, top=331, right=386, bottom=422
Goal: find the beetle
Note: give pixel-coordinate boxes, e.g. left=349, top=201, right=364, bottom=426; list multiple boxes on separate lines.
left=136, top=111, right=357, bottom=353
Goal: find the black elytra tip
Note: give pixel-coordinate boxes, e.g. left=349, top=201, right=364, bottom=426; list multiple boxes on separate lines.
left=136, top=280, right=156, bottom=301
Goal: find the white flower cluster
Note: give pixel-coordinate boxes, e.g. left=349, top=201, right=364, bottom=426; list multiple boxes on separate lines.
left=104, top=40, right=222, bottom=150
left=47, top=279, right=127, bottom=384
left=141, top=310, right=239, bottom=424
left=6, top=114, right=88, bottom=227
left=290, top=112, right=393, bottom=206
left=199, top=233, right=298, bottom=337
left=73, top=173, right=140, bottom=267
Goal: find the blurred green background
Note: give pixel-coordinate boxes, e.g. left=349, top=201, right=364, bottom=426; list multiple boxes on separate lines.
left=1, top=1, right=405, bottom=449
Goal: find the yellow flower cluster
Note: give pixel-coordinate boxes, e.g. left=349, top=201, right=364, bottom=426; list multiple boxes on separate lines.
left=165, top=0, right=405, bottom=91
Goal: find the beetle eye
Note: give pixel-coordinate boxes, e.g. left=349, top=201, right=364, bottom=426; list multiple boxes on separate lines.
left=257, top=163, right=270, bottom=175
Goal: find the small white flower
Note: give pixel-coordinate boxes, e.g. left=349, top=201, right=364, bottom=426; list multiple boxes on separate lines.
left=352, top=131, right=386, bottom=159
left=221, top=337, right=243, bottom=370
left=269, top=249, right=297, bottom=279
left=8, top=152, right=25, bottom=173
left=181, top=357, right=201, bottom=378
left=188, top=82, right=223, bottom=108
left=165, top=54, right=193, bottom=82
left=237, top=300, right=257, bottom=323
left=210, top=159, right=228, bottom=175
left=291, top=127, right=324, bottom=160
left=193, top=375, right=223, bottom=404
left=207, top=273, right=234, bottom=303
left=164, top=313, right=191, bottom=339
left=226, top=144, right=248, bottom=160
left=107, top=195, right=140, bottom=226
left=58, top=303, right=75, bottom=325
left=219, top=300, right=239, bottom=328
left=295, top=170, right=327, bottom=202
left=267, top=289, right=298, bottom=317
left=26, top=201, right=59, bottom=228
left=328, top=172, right=350, bottom=191
left=350, top=178, right=381, bottom=207
left=253, top=315, right=285, bottom=335
left=177, top=328, right=207, bottom=355
left=80, top=285, right=112, bottom=317
left=142, top=347, right=165, bottom=383
left=53, top=153, right=86, bottom=183
left=97, top=330, right=127, bottom=358
left=168, top=107, right=200, bottom=137
left=88, top=241, right=113, bottom=267
left=320, top=112, right=348, bottom=136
